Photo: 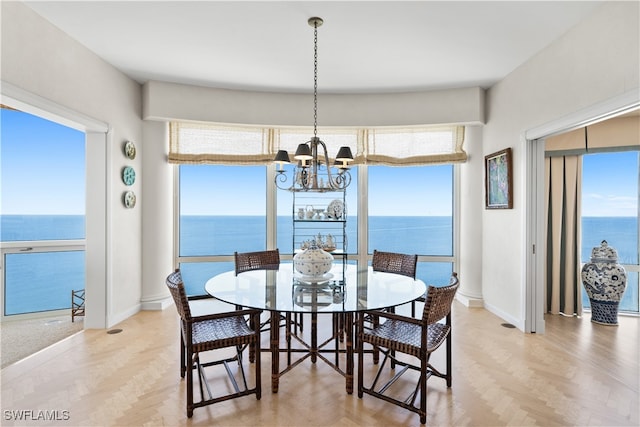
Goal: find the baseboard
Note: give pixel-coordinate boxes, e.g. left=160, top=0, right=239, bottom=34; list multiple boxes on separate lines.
left=141, top=296, right=174, bottom=311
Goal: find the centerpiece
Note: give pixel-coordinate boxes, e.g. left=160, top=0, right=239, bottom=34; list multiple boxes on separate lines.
left=293, top=240, right=333, bottom=279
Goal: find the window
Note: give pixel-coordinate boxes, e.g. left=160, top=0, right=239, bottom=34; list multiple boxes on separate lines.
left=174, top=124, right=462, bottom=295
left=178, top=165, right=266, bottom=295
left=1, top=108, right=86, bottom=316
left=368, top=165, right=454, bottom=285
left=581, top=151, right=639, bottom=312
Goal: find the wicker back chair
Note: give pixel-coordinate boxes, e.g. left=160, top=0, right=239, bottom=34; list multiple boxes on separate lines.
left=234, top=249, right=280, bottom=276
left=357, top=273, right=459, bottom=425
left=372, top=250, right=417, bottom=278
left=166, top=269, right=262, bottom=418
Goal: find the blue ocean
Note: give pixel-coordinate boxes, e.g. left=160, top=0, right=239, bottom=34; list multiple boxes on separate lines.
left=1, top=215, right=637, bottom=315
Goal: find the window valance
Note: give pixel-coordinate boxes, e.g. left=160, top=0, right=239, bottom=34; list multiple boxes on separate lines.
left=545, top=114, right=640, bottom=157
left=169, top=121, right=466, bottom=166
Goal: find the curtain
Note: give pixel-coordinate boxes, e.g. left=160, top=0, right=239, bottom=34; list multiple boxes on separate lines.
left=365, top=126, right=466, bottom=165
left=169, top=121, right=466, bottom=166
left=545, top=155, right=583, bottom=316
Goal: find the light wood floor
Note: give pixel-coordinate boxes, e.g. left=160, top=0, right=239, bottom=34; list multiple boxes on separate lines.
left=1, top=300, right=637, bottom=426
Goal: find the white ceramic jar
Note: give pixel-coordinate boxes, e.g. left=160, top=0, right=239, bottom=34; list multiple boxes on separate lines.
left=293, top=241, right=333, bottom=277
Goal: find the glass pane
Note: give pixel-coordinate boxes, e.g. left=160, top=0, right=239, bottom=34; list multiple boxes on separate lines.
left=416, top=262, right=453, bottom=288
left=1, top=215, right=85, bottom=241
left=4, top=251, right=85, bottom=315
left=179, top=165, right=266, bottom=256
left=368, top=165, right=453, bottom=255
left=1, top=109, right=85, bottom=241
left=179, top=262, right=234, bottom=296
left=581, top=151, right=639, bottom=313
left=619, top=271, right=639, bottom=312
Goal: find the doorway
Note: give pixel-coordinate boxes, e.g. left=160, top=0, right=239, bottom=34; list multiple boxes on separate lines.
left=524, top=90, right=640, bottom=333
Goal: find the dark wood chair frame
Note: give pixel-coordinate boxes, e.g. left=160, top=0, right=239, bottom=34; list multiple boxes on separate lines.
left=357, top=273, right=459, bottom=425
left=360, top=250, right=419, bottom=363
left=166, top=269, right=262, bottom=418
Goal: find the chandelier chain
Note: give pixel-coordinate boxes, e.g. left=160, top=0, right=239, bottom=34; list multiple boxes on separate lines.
left=313, top=20, right=318, bottom=137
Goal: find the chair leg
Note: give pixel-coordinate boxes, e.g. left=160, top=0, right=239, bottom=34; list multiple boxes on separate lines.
left=254, top=328, right=262, bottom=400
left=420, top=355, right=427, bottom=424
left=180, top=333, right=186, bottom=378
left=186, top=349, right=195, bottom=418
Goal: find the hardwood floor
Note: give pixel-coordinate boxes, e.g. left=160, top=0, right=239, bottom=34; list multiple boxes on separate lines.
left=1, top=300, right=637, bottom=426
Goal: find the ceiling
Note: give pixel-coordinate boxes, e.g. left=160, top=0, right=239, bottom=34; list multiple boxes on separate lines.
left=23, top=1, right=604, bottom=94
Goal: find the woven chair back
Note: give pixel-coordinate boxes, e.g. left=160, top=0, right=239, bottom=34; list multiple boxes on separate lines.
left=422, top=273, right=459, bottom=325
left=234, top=249, right=280, bottom=275
left=372, top=250, right=417, bottom=279
left=166, top=269, right=192, bottom=321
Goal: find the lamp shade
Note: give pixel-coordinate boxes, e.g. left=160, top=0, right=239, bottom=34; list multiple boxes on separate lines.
left=274, top=150, right=291, bottom=163
left=335, top=146, right=354, bottom=162
left=294, top=143, right=313, bottom=160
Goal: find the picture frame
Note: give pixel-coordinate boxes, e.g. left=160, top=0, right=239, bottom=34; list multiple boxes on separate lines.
left=485, top=147, right=513, bottom=209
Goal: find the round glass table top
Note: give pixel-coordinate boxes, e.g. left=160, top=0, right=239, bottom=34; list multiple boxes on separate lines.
left=205, top=263, right=426, bottom=314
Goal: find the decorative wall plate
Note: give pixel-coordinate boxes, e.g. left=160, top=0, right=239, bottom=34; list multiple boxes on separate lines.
left=124, top=140, right=136, bottom=159
left=122, top=166, right=136, bottom=186
left=123, top=191, right=136, bottom=208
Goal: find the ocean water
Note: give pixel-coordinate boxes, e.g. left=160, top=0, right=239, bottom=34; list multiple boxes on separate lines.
left=1, top=215, right=638, bottom=314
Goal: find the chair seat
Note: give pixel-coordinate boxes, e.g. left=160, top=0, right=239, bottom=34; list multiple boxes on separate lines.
left=362, top=319, right=450, bottom=358
left=191, top=315, right=256, bottom=352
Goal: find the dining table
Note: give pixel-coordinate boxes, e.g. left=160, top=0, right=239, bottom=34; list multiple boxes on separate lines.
left=205, top=262, right=426, bottom=394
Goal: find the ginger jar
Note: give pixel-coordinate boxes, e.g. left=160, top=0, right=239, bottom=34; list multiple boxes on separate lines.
left=293, top=241, right=333, bottom=277
left=581, top=240, right=627, bottom=325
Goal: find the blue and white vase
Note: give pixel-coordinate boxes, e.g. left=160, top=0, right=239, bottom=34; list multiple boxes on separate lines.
left=581, top=240, right=627, bottom=325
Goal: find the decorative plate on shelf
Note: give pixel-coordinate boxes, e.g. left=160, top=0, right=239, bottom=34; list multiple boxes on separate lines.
left=327, top=199, right=345, bottom=220
left=123, top=191, right=136, bottom=208
left=124, top=140, right=136, bottom=159
left=122, top=166, right=136, bottom=186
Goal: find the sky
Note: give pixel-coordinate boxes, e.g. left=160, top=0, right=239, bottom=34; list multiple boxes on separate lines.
left=1, top=109, right=85, bottom=215
left=1, top=109, right=638, bottom=217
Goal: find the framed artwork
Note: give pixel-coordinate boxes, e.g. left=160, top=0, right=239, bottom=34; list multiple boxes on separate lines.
left=485, top=147, right=513, bottom=209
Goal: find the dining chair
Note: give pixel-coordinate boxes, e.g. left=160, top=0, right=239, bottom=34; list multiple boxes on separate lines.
left=234, top=249, right=303, bottom=347
left=372, top=249, right=422, bottom=317
left=166, top=269, right=262, bottom=418
left=357, top=273, right=459, bottom=425
left=234, top=249, right=280, bottom=276
left=372, top=249, right=418, bottom=279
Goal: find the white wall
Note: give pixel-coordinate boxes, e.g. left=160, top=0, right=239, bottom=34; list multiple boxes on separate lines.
left=482, top=1, right=640, bottom=327
left=1, top=2, right=144, bottom=327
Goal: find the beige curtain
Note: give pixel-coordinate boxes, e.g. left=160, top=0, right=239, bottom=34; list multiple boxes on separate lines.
left=545, top=155, right=583, bottom=316
left=169, top=121, right=466, bottom=166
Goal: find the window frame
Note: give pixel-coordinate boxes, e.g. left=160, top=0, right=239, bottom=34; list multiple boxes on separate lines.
left=174, top=162, right=459, bottom=295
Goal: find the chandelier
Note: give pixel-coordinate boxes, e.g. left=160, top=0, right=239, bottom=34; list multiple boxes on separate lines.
left=274, top=17, right=354, bottom=192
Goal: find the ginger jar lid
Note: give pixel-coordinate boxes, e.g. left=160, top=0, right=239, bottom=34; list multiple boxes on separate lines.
left=590, top=240, right=618, bottom=262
